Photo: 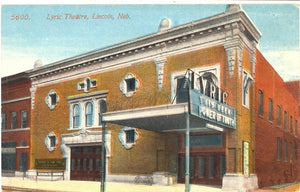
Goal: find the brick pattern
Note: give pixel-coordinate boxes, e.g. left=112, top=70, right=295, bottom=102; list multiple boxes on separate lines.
left=255, top=50, right=300, bottom=187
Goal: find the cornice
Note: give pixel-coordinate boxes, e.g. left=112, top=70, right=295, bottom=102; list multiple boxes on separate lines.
left=28, top=7, right=261, bottom=84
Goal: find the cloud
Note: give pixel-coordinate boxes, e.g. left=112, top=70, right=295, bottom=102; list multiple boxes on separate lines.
left=261, top=50, right=300, bottom=81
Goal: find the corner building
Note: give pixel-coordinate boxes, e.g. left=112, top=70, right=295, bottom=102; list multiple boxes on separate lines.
left=26, top=5, right=299, bottom=191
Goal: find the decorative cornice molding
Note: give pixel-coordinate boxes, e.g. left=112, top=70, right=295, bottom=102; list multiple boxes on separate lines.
left=28, top=6, right=261, bottom=87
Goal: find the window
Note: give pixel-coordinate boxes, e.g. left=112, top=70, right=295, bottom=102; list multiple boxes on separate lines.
left=290, top=116, right=293, bottom=134
left=45, top=132, right=58, bottom=151
left=277, top=105, right=281, bottom=127
left=73, top=104, right=80, bottom=128
left=268, top=99, right=273, bottom=122
left=209, top=156, right=214, bottom=178
left=120, top=73, right=140, bottom=97
left=125, top=129, right=135, bottom=143
left=277, top=137, right=281, bottom=161
left=295, top=120, right=298, bottom=137
left=290, top=143, right=293, bottom=163
left=284, top=140, right=287, bottom=162
left=258, top=90, right=263, bottom=116
left=98, top=100, right=107, bottom=125
left=176, top=76, right=189, bottom=103
left=67, top=90, right=108, bottom=129
left=242, top=70, right=253, bottom=108
left=119, top=127, right=139, bottom=149
left=85, top=102, right=94, bottom=127
left=21, top=110, right=27, bottom=128
left=284, top=111, right=288, bottom=131
left=2, top=113, right=6, bottom=130
left=49, top=136, right=56, bottom=147
left=198, top=156, right=204, bottom=178
left=126, top=78, right=136, bottom=92
left=45, top=90, right=59, bottom=109
left=77, top=77, right=97, bottom=93
left=11, top=111, right=17, bottom=129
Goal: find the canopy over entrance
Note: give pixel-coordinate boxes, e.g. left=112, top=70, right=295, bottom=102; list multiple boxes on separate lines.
left=103, top=98, right=236, bottom=133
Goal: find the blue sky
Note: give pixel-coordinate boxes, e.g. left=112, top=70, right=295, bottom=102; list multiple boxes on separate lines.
left=1, top=4, right=299, bottom=80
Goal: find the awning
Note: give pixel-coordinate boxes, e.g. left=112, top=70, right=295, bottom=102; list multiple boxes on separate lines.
left=103, top=102, right=235, bottom=132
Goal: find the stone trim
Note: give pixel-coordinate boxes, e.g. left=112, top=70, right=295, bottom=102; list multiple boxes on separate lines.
left=2, top=96, right=31, bottom=104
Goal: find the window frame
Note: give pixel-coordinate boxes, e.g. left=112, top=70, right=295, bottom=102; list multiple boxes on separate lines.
left=268, top=98, right=273, bottom=122
left=11, top=111, right=17, bottom=129
left=258, top=90, right=264, bottom=117
left=73, top=104, right=81, bottom=128
left=21, top=110, right=27, bottom=128
left=85, top=102, right=94, bottom=127
left=277, top=105, right=281, bottom=127
left=2, top=113, right=6, bottom=130
left=277, top=137, right=281, bottom=161
left=284, top=111, right=288, bottom=131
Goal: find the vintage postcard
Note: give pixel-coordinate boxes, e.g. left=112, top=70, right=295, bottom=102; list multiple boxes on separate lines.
left=1, top=3, right=300, bottom=192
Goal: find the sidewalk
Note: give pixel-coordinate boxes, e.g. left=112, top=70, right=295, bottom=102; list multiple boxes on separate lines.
left=1, top=177, right=222, bottom=192
left=2, top=177, right=300, bottom=192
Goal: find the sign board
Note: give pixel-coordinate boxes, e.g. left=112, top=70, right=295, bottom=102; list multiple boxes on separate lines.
left=243, top=141, right=250, bottom=177
left=35, top=158, right=66, bottom=170
left=190, top=89, right=236, bottom=129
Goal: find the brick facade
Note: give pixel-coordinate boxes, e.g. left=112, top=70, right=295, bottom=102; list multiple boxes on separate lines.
left=1, top=74, right=31, bottom=173
left=255, top=51, right=300, bottom=187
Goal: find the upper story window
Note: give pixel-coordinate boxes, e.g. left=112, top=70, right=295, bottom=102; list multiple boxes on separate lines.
left=2, top=113, right=6, bottom=130
left=11, top=111, right=17, bottom=129
left=284, top=111, right=288, bottom=131
left=21, top=110, right=27, bottom=128
left=67, top=91, right=108, bottom=130
left=99, top=99, right=107, bottom=125
left=85, top=102, right=94, bottom=127
left=290, top=116, right=293, bottom=134
left=258, top=90, right=263, bottom=117
left=242, top=70, right=253, bottom=108
left=45, top=89, right=59, bottom=110
left=120, top=73, right=140, bottom=97
left=295, top=120, right=298, bottom=137
left=176, top=76, right=189, bottom=103
left=73, top=104, right=81, bottom=128
left=77, top=77, right=97, bottom=93
left=268, top=99, right=273, bottom=122
left=277, top=105, right=281, bottom=127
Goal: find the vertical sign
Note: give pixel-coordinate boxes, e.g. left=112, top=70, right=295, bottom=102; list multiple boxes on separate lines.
left=243, top=141, right=249, bottom=177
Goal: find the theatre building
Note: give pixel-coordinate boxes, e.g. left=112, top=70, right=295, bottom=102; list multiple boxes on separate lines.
left=23, top=4, right=299, bottom=191
left=1, top=72, right=31, bottom=176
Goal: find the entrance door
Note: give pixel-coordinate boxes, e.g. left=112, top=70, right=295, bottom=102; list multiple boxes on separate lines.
left=70, top=146, right=102, bottom=181
left=178, top=153, right=225, bottom=185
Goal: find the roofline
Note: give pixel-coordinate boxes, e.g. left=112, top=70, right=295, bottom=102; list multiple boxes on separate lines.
left=28, top=5, right=261, bottom=79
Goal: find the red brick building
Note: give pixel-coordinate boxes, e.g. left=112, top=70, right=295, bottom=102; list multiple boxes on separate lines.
left=1, top=72, right=31, bottom=175
left=255, top=52, right=300, bottom=187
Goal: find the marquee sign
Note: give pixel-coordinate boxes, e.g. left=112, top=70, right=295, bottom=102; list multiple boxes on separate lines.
left=35, top=158, right=66, bottom=170
left=190, top=89, right=236, bottom=129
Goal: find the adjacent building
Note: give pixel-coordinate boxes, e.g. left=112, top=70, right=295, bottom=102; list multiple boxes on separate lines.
left=1, top=72, right=31, bottom=176
left=1, top=4, right=299, bottom=191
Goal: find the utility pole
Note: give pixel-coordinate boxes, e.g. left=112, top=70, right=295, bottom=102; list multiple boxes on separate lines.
left=185, top=69, right=192, bottom=192
left=100, top=114, right=106, bottom=192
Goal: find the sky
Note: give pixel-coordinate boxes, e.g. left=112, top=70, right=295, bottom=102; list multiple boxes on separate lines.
left=1, top=3, right=299, bottom=81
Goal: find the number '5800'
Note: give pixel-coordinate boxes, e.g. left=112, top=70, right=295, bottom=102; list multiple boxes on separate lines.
left=11, top=14, right=30, bottom=20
